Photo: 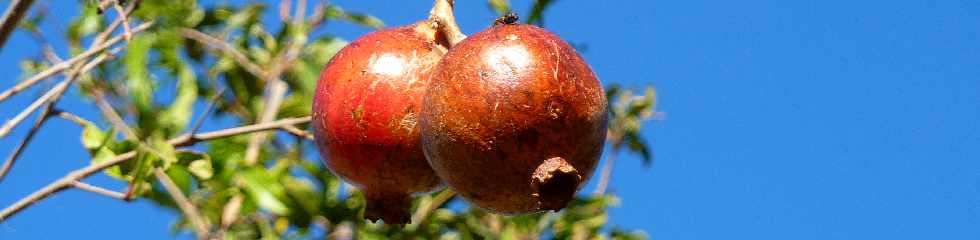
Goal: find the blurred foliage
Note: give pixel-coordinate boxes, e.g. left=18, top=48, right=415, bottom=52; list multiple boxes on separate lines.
left=13, top=0, right=661, bottom=239
left=606, top=85, right=658, bottom=166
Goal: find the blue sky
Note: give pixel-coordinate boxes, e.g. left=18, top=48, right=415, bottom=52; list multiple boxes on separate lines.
left=2, top=0, right=980, bottom=239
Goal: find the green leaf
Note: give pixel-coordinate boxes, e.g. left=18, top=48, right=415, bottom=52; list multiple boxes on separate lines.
left=323, top=5, right=384, bottom=29
left=148, top=136, right=178, bottom=169
left=175, top=150, right=213, bottom=180
left=240, top=169, right=290, bottom=215
left=291, top=37, right=347, bottom=94
left=225, top=5, right=266, bottom=31
left=526, top=0, right=557, bottom=26
left=282, top=177, right=320, bottom=228
left=125, top=34, right=156, bottom=111
left=126, top=151, right=156, bottom=197
left=625, top=131, right=653, bottom=165
left=18, top=59, right=45, bottom=81
left=162, top=63, right=198, bottom=131
left=67, top=6, right=101, bottom=45
left=188, top=158, right=214, bottom=180
left=488, top=0, right=511, bottom=15
left=184, top=7, right=206, bottom=26
left=19, top=9, right=45, bottom=33
left=166, top=165, right=194, bottom=194
left=81, top=124, right=110, bottom=150
left=80, top=123, right=126, bottom=179
left=92, top=147, right=123, bottom=179
left=343, top=13, right=385, bottom=29
left=611, top=227, right=649, bottom=240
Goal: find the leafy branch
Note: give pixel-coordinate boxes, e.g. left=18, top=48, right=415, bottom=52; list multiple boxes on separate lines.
left=0, top=116, right=311, bottom=221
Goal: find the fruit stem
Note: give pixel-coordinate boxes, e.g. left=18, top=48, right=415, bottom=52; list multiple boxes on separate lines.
left=363, top=190, right=412, bottom=224
left=531, top=157, right=582, bottom=211
left=429, top=0, right=466, bottom=46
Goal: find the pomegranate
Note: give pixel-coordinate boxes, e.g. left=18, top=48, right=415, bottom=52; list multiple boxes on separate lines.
left=420, top=18, right=608, bottom=214
left=312, top=20, right=449, bottom=223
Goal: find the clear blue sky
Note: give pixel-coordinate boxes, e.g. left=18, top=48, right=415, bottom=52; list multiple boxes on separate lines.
left=2, top=0, right=980, bottom=239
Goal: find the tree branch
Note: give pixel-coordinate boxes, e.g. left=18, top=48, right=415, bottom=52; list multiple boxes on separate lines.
left=280, top=124, right=314, bottom=141
left=0, top=106, right=51, bottom=182
left=243, top=79, right=287, bottom=165
left=592, top=150, right=618, bottom=195
left=0, top=21, right=152, bottom=104
left=244, top=37, right=302, bottom=165
left=217, top=194, right=244, bottom=238
left=0, top=116, right=310, bottom=221
left=0, top=22, right=150, bottom=139
left=0, top=4, right=145, bottom=183
left=177, top=28, right=267, bottom=78
left=53, top=110, right=90, bottom=127
left=0, top=43, right=128, bottom=137
left=408, top=189, right=457, bottom=229
left=0, top=0, right=36, bottom=52
left=70, top=180, right=127, bottom=200
left=189, top=88, right=225, bottom=135
left=154, top=168, right=210, bottom=239
left=92, top=88, right=140, bottom=140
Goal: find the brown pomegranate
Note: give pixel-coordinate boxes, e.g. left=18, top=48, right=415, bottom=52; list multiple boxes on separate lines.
left=420, top=20, right=608, bottom=214
left=312, top=21, right=449, bottom=223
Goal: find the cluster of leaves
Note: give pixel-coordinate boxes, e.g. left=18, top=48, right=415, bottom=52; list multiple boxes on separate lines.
left=14, top=0, right=657, bottom=239
left=606, top=85, right=658, bottom=165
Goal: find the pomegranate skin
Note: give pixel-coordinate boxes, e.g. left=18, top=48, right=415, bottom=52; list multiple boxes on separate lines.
left=312, top=21, right=446, bottom=223
left=421, top=24, right=608, bottom=214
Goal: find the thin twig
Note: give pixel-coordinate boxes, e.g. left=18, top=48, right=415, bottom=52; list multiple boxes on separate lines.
left=592, top=150, right=618, bottom=195
left=0, top=0, right=37, bottom=52
left=177, top=28, right=267, bottom=78
left=97, top=0, right=115, bottom=13
left=0, top=48, right=112, bottom=181
left=217, top=194, right=244, bottom=238
left=243, top=42, right=300, bottom=165
left=243, top=80, right=287, bottom=165
left=0, top=116, right=310, bottom=221
left=0, top=5, right=143, bottom=183
left=0, top=80, right=67, bottom=138
left=243, top=32, right=305, bottom=164
left=278, top=0, right=291, bottom=22
left=189, top=88, right=225, bottom=135
left=92, top=89, right=139, bottom=140
left=0, top=150, right=136, bottom=222
left=53, top=110, right=90, bottom=127
left=171, top=116, right=311, bottom=147
left=280, top=124, right=314, bottom=141
left=70, top=180, right=127, bottom=200
left=92, top=0, right=139, bottom=46
left=0, top=106, right=51, bottom=182
left=0, top=42, right=131, bottom=139
left=309, top=1, right=326, bottom=28
left=408, top=189, right=457, bottom=229
left=111, top=1, right=132, bottom=42
left=0, top=21, right=152, bottom=103
left=42, top=46, right=63, bottom=64
left=294, top=0, right=307, bottom=24
left=154, top=168, right=210, bottom=239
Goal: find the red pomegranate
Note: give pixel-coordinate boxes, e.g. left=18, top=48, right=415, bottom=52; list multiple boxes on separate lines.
left=312, top=21, right=449, bottom=223
left=420, top=20, right=608, bottom=214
